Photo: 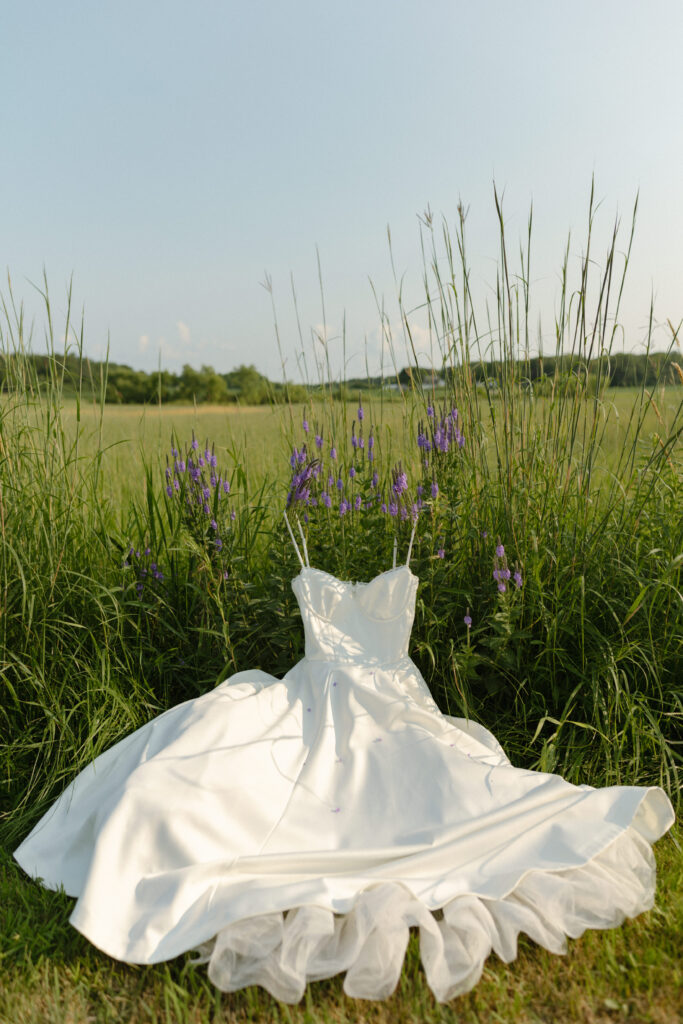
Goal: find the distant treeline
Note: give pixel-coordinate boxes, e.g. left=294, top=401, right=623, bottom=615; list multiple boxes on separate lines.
left=0, top=357, right=308, bottom=405
left=1, top=350, right=681, bottom=404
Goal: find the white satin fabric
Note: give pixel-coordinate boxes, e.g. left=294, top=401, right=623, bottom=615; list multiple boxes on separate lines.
left=14, top=566, right=675, bottom=1002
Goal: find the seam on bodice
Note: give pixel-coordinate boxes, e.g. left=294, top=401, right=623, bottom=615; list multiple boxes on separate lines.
left=302, top=653, right=415, bottom=668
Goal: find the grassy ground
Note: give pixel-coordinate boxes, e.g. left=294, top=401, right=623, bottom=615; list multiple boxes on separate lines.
left=1, top=828, right=681, bottom=1024
left=2, top=200, right=681, bottom=1021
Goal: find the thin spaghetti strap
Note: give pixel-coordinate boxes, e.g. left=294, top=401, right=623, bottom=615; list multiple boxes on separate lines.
left=283, top=511, right=305, bottom=568
left=392, top=536, right=397, bottom=569
left=297, top=517, right=310, bottom=567
left=405, top=520, right=417, bottom=566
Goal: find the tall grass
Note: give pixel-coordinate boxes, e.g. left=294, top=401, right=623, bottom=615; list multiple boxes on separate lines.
left=377, top=186, right=683, bottom=790
left=1, top=190, right=681, bottom=863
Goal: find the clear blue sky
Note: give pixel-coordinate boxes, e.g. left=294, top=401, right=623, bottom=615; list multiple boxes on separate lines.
left=2, top=1, right=682, bottom=381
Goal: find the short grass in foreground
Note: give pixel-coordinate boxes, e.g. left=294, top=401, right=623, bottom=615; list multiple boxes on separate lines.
left=1, top=827, right=681, bottom=1024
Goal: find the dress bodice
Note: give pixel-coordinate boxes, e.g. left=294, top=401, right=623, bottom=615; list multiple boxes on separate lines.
left=291, top=566, right=419, bottom=664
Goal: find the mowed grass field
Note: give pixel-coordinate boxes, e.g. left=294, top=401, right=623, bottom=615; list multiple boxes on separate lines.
left=56, top=385, right=682, bottom=508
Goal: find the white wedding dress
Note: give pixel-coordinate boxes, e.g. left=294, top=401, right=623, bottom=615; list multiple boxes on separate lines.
left=14, top=556, right=675, bottom=1003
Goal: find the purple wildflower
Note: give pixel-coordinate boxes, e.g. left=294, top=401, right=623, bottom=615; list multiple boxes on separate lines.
left=392, top=466, right=408, bottom=495
left=302, top=418, right=309, bottom=433
left=431, top=479, right=439, bottom=498
left=357, top=397, right=364, bottom=421
left=427, top=404, right=434, bottom=418
left=464, top=613, right=472, bottom=628
left=496, top=543, right=505, bottom=558
left=210, top=454, right=218, bottom=468
left=349, top=466, right=356, bottom=479
left=210, top=519, right=218, bottom=531
left=330, top=445, right=337, bottom=460
left=322, top=492, right=332, bottom=508
left=223, top=480, right=230, bottom=494
left=315, top=433, right=323, bottom=450
left=177, top=460, right=186, bottom=473
left=514, top=571, right=523, bottom=589
left=166, top=485, right=173, bottom=497
left=215, top=537, right=223, bottom=550
left=381, top=502, right=387, bottom=514
left=389, top=501, right=398, bottom=517
left=336, top=477, right=343, bottom=491
left=437, top=547, right=445, bottom=558
left=498, top=582, right=507, bottom=593
left=191, top=438, right=199, bottom=451
left=230, top=509, right=236, bottom=520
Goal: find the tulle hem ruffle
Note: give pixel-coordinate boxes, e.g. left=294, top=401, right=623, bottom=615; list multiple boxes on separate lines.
left=192, top=823, right=658, bottom=1003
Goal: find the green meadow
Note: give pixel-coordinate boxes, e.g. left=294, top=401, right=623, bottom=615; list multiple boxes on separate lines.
left=38, top=383, right=683, bottom=506
left=1, top=198, right=681, bottom=1022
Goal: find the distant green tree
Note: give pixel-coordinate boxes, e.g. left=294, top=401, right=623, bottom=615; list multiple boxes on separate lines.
left=109, top=367, right=152, bottom=403
left=223, top=365, right=271, bottom=404
left=179, top=364, right=229, bottom=403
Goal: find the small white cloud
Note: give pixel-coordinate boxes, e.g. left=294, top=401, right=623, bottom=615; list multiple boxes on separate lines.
left=158, top=337, right=184, bottom=365
left=177, top=321, right=191, bottom=344
left=312, top=322, right=337, bottom=345
left=139, top=334, right=149, bottom=353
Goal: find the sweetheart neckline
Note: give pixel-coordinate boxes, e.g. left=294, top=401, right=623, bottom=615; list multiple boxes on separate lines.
left=294, top=565, right=418, bottom=588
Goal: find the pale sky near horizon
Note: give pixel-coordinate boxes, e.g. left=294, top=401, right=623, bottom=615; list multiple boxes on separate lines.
left=2, top=1, right=682, bottom=382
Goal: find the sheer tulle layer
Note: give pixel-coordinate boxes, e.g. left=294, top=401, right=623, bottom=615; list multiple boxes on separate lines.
left=193, top=822, right=658, bottom=1003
